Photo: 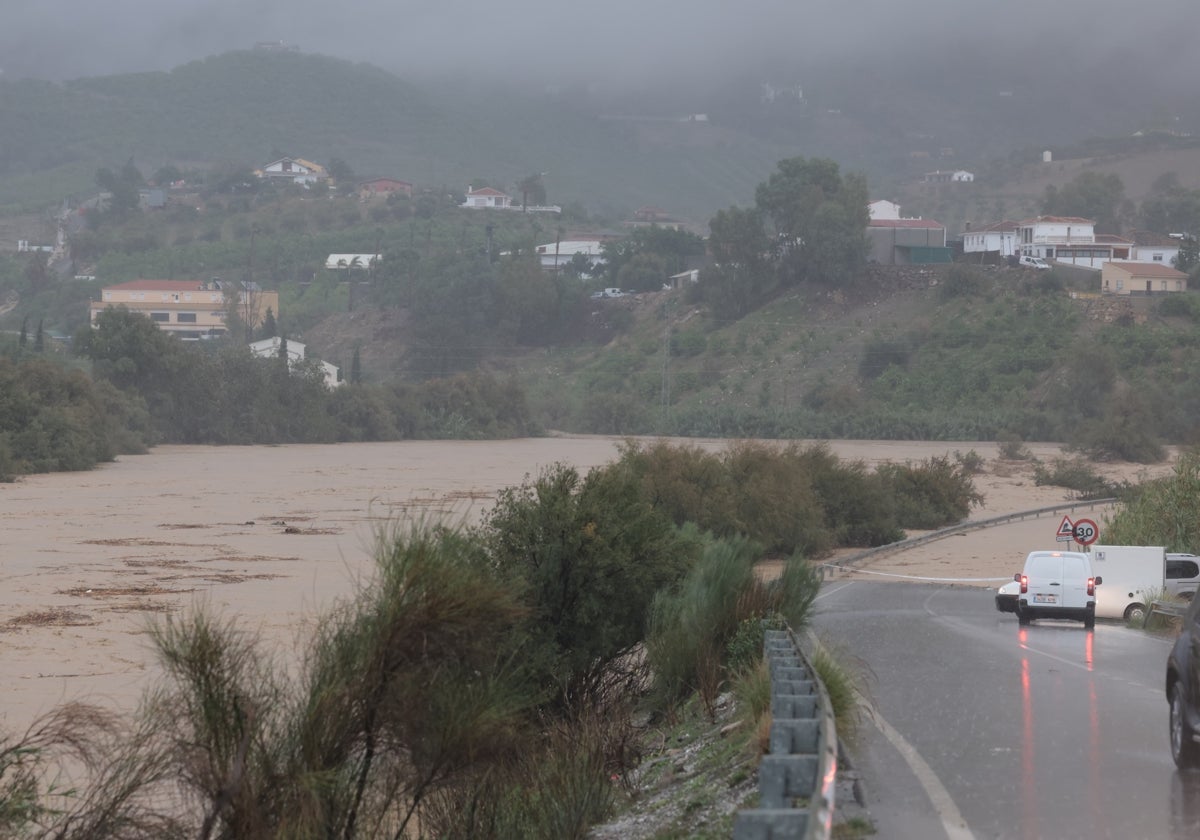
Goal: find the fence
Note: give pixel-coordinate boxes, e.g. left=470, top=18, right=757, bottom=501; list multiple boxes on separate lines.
left=732, top=628, right=837, bottom=840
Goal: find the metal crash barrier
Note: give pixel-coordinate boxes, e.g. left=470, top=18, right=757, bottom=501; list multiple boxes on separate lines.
left=733, top=628, right=837, bottom=840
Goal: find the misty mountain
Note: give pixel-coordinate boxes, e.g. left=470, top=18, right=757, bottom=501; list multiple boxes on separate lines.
left=2, top=43, right=1199, bottom=222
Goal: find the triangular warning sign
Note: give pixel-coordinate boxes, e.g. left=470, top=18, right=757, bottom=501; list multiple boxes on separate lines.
left=1056, top=515, right=1075, bottom=537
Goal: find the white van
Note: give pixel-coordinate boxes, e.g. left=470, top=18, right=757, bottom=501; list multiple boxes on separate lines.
left=1015, top=550, right=1100, bottom=628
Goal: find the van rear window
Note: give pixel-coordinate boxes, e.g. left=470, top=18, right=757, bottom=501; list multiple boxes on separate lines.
left=1026, top=555, right=1062, bottom=578
left=1061, top=556, right=1087, bottom=577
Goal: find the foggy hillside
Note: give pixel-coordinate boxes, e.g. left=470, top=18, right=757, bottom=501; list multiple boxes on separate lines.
left=3, top=1, right=1200, bottom=220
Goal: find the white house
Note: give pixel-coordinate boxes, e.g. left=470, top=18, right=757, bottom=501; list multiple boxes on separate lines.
left=462, top=187, right=515, bottom=209
left=325, top=253, right=381, bottom=271
left=249, top=337, right=342, bottom=389
left=1017, top=215, right=1138, bottom=269
left=1130, top=231, right=1182, bottom=267
left=962, top=221, right=1018, bottom=259
left=868, top=199, right=903, bottom=221
left=923, top=170, right=975, bottom=183
left=534, top=240, right=605, bottom=271
left=257, top=158, right=327, bottom=186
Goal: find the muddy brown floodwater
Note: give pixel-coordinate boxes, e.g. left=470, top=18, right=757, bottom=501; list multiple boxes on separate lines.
left=0, top=436, right=1170, bottom=736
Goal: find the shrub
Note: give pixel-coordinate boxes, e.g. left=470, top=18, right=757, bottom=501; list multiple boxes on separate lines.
left=671, top=329, right=707, bottom=357
left=955, top=449, right=986, bottom=474
left=479, top=462, right=700, bottom=707
left=938, top=265, right=985, bottom=300
left=1068, top=402, right=1166, bottom=464
left=1032, top=456, right=1126, bottom=499
left=997, top=432, right=1032, bottom=460
left=808, top=641, right=865, bottom=744
left=1103, top=449, right=1200, bottom=549
left=876, top=455, right=983, bottom=529
left=858, top=334, right=913, bottom=379
left=1157, top=294, right=1199, bottom=320
left=645, top=536, right=820, bottom=717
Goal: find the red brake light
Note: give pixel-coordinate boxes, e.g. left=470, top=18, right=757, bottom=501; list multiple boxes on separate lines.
left=1019, top=574, right=1028, bottom=594
left=1087, top=577, right=1095, bottom=596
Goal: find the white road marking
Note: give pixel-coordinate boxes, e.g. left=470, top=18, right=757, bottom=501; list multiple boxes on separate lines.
left=857, top=690, right=977, bottom=840
left=815, top=581, right=855, bottom=602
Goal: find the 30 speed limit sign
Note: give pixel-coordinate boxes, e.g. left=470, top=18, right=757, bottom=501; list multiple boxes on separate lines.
left=1072, top=519, right=1099, bottom=546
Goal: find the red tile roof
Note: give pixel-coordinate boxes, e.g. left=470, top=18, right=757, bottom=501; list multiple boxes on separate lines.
left=970, top=220, right=1018, bottom=232
left=467, top=187, right=508, bottom=196
left=1131, top=230, right=1180, bottom=247
left=1095, top=234, right=1133, bottom=244
left=1104, top=261, right=1186, bottom=278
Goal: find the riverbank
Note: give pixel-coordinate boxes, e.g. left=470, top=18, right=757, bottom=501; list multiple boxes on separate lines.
left=0, top=437, right=1173, bottom=736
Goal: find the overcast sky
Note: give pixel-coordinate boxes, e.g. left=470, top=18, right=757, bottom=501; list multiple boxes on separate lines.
left=3, top=0, right=1198, bottom=90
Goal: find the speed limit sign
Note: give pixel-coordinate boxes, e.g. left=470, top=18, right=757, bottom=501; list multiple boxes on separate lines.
left=1072, top=519, right=1099, bottom=546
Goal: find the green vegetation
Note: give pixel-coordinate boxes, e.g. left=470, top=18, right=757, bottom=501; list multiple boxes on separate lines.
left=614, top=439, right=981, bottom=555
left=2, top=439, right=973, bottom=836
left=1103, top=449, right=1200, bottom=550
left=0, top=354, right=146, bottom=480
left=1033, top=456, right=1129, bottom=500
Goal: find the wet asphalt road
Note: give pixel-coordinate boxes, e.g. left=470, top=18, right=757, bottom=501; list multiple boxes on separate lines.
left=812, top=580, right=1200, bottom=839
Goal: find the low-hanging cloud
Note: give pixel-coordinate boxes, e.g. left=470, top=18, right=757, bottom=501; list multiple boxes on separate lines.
left=3, top=0, right=1198, bottom=94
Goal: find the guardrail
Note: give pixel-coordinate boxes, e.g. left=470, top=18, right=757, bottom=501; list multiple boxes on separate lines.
left=1148, top=599, right=1188, bottom=623
left=733, top=628, right=837, bottom=840
left=831, top=498, right=1118, bottom=572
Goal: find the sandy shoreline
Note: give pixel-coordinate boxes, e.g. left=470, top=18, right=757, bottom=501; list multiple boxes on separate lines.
left=0, top=436, right=1175, bottom=734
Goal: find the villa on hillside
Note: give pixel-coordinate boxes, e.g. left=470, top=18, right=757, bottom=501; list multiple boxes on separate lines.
left=922, top=170, right=975, bottom=183
left=962, top=221, right=1019, bottom=262
left=533, top=239, right=606, bottom=272
left=462, top=186, right=561, bottom=213
left=90, top=279, right=279, bottom=341
left=868, top=199, right=904, bottom=221
left=1130, top=231, right=1182, bottom=266
left=358, top=178, right=412, bottom=199
left=249, top=337, right=342, bottom=388
left=462, top=186, right=514, bottom=208
left=256, top=158, right=327, bottom=186
left=1101, top=262, right=1187, bottom=296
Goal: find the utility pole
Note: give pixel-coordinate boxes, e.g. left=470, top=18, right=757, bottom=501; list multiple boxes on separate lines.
left=660, top=308, right=672, bottom=427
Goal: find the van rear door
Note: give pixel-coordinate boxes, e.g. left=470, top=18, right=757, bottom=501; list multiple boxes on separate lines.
left=1060, top=553, right=1091, bottom=609
left=1026, top=553, right=1064, bottom=606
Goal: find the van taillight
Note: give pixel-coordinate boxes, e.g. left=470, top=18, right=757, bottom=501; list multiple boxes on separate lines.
left=1087, top=577, right=1095, bottom=596
left=1019, top=575, right=1028, bottom=594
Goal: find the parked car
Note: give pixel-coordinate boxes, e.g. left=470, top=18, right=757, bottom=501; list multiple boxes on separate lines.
left=1167, top=553, right=1200, bottom=601
left=996, top=580, right=1019, bottom=613
left=1165, top=594, right=1200, bottom=768
left=1014, top=550, right=1100, bottom=628
left=1019, top=255, right=1052, bottom=270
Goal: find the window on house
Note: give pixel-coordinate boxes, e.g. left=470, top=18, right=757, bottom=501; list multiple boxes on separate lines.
left=177, top=312, right=197, bottom=323
left=150, top=312, right=169, bottom=322
left=1153, top=254, right=1163, bottom=261
left=1116, top=279, right=1124, bottom=291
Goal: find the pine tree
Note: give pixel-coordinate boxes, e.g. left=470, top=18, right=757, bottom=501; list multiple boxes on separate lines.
left=34, top=319, right=44, bottom=352
left=350, top=346, right=362, bottom=384
left=261, top=307, right=277, bottom=339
